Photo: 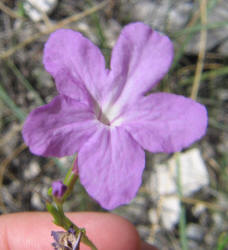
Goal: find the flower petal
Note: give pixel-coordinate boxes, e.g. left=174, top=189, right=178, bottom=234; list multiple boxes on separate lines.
left=122, top=93, right=207, bottom=153
left=43, top=29, right=108, bottom=103
left=22, top=95, right=98, bottom=157
left=105, top=22, right=173, bottom=115
left=78, top=126, right=145, bottom=210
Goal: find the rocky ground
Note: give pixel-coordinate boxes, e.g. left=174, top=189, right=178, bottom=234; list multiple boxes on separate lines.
left=0, top=1, right=228, bottom=249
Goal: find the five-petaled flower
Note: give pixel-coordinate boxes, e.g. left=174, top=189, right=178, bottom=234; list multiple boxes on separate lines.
left=22, top=22, right=207, bottom=210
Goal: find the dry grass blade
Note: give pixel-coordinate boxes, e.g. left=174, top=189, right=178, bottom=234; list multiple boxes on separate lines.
left=0, top=2, right=24, bottom=20
left=0, top=143, right=27, bottom=187
left=0, top=124, right=22, bottom=148
left=181, top=196, right=225, bottom=212
left=0, top=143, right=27, bottom=212
left=191, top=0, right=208, bottom=100
left=0, top=0, right=109, bottom=60
left=177, top=63, right=222, bottom=76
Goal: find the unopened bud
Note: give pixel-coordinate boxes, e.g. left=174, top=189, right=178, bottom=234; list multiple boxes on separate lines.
left=52, top=180, right=67, bottom=198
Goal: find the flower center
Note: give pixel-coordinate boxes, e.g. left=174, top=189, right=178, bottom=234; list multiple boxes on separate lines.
left=98, top=110, right=110, bottom=126
left=94, top=102, right=111, bottom=126
left=94, top=101, right=123, bottom=127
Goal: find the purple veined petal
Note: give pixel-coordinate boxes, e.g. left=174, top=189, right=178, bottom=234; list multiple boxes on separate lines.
left=78, top=126, right=145, bottom=210
left=43, top=29, right=108, bottom=104
left=121, top=93, right=208, bottom=153
left=22, top=95, right=99, bottom=157
left=103, top=22, right=174, bottom=120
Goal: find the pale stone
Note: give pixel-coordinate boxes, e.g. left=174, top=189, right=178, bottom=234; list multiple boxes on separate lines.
left=24, top=0, right=58, bottom=22
left=187, top=223, right=204, bottom=241
left=31, top=192, right=44, bottom=210
left=160, top=196, right=180, bottom=230
left=149, top=196, right=180, bottom=230
left=130, top=0, right=228, bottom=55
left=148, top=148, right=209, bottom=230
left=149, top=148, right=209, bottom=197
left=23, top=161, right=41, bottom=180
left=170, top=148, right=209, bottom=196
left=192, top=203, right=207, bottom=217
left=131, top=0, right=192, bottom=32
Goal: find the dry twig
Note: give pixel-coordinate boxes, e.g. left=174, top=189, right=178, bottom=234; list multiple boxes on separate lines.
left=191, top=0, right=208, bottom=100
left=0, top=143, right=27, bottom=212
left=0, top=2, right=24, bottom=20
left=0, top=0, right=109, bottom=60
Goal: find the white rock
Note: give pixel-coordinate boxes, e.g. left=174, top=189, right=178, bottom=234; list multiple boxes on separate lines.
left=148, top=208, right=159, bottom=225
left=149, top=148, right=209, bottom=197
left=150, top=162, right=176, bottom=197
left=192, top=203, right=207, bottom=217
left=31, top=192, right=44, bottom=210
left=186, top=223, right=204, bottom=241
left=160, top=196, right=180, bottom=230
left=149, top=197, right=180, bottom=230
left=186, top=0, right=228, bottom=54
left=131, top=0, right=228, bottom=55
left=103, top=19, right=121, bottom=47
left=170, top=148, right=209, bottom=196
left=131, top=0, right=192, bottom=32
left=24, top=0, right=58, bottom=22
left=23, top=161, right=41, bottom=180
left=148, top=148, right=209, bottom=230
left=168, top=2, right=193, bottom=32
left=75, top=21, right=98, bottom=44
left=58, top=156, right=68, bottom=165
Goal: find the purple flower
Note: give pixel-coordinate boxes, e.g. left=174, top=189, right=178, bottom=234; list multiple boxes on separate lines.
left=22, top=22, right=207, bottom=210
left=52, top=180, right=67, bottom=198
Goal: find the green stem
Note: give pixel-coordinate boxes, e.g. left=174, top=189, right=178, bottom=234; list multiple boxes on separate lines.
left=176, top=153, right=188, bottom=250
left=61, top=172, right=78, bottom=203
left=47, top=202, right=97, bottom=250
left=47, top=158, right=97, bottom=250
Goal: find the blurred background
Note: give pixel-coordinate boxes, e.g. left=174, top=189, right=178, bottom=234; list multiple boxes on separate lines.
left=0, top=0, right=228, bottom=249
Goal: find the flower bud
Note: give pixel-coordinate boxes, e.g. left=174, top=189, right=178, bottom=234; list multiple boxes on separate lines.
left=52, top=180, right=67, bottom=198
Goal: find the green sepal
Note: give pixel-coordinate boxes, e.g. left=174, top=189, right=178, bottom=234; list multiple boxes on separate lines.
left=46, top=197, right=97, bottom=249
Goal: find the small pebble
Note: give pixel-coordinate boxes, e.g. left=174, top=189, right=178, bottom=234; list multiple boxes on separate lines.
left=24, top=0, right=58, bottom=22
